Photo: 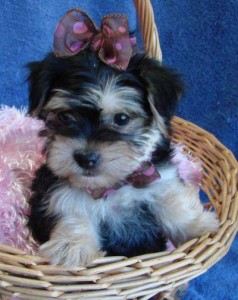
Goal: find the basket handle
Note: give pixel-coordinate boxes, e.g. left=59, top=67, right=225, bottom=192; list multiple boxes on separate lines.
left=134, top=0, right=162, bottom=61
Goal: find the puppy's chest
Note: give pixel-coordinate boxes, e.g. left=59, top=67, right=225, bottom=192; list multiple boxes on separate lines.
left=50, top=184, right=166, bottom=256
left=48, top=181, right=168, bottom=256
left=50, top=184, right=158, bottom=222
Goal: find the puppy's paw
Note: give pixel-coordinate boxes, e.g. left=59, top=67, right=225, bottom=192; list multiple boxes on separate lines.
left=40, top=238, right=105, bottom=267
left=194, top=210, right=220, bottom=235
left=171, top=210, right=220, bottom=245
left=39, top=216, right=105, bottom=267
left=179, top=211, right=219, bottom=244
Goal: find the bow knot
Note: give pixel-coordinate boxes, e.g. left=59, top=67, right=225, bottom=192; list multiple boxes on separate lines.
left=54, top=9, right=136, bottom=70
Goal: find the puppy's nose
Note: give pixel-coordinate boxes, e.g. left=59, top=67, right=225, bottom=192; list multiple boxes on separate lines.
left=74, top=152, right=100, bottom=169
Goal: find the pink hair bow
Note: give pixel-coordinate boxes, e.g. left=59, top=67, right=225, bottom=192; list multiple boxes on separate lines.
left=53, top=8, right=137, bottom=70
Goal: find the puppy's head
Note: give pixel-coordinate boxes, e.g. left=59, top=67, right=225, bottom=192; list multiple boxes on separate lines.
left=28, top=50, right=184, bottom=189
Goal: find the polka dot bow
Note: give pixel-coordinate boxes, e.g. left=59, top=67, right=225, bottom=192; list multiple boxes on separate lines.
left=54, top=8, right=137, bottom=71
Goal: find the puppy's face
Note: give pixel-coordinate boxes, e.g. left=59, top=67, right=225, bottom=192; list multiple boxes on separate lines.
left=28, top=50, right=183, bottom=189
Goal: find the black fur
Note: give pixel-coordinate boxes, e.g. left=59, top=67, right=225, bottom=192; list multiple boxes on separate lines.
left=28, top=165, right=60, bottom=243
left=45, top=107, right=138, bottom=143
left=27, top=50, right=184, bottom=120
left=100, top=203, right=167, bottom=257
left=129, top=54, right=184, bottom=125
left=152, top=137, right=173, bottom=165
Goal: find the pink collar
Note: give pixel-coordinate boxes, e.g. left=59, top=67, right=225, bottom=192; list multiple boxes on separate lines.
left=86, top=161, right=160, bottom=200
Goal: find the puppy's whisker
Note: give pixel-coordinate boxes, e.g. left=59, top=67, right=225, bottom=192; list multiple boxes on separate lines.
left=107, top=156, right=136, bottom=163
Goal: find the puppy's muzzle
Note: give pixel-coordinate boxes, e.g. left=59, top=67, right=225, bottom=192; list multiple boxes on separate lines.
left=74, top=151, right=100, bottom=170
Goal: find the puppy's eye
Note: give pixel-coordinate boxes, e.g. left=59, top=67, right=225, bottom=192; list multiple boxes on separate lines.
left=114, top=113, right=130, bottom=126
left=58, top=112, right=75, bottom=125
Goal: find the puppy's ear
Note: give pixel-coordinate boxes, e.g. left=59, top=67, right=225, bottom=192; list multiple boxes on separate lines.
left=135, top=55, right=184, bottom=126
left=27, top=59, right=52, bottom=117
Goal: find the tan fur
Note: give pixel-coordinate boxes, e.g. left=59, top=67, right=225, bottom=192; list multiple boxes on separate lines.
left=48, top=135, right=158, bottom=189
left=45, top=78, right=144, bottom=115
left=40, top=216, right=104, bottom=267
left=148, top=96, right=167, bottom=136
left=150, top=164, right=219, bottom=244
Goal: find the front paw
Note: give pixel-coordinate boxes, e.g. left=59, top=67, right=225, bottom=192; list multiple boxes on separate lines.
left=194, top=211, right=220, bottom=235
left=178, top=211, right=220, bottom=243
left=40, top=238, right=105, bottom=267
left=39, top=216, right=105, bottom=267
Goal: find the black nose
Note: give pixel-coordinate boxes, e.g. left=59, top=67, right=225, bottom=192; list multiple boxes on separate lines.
left=74, top=152, right=100, bottom=169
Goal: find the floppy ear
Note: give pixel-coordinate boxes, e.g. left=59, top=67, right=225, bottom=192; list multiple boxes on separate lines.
left=136, top=55, right=184, bottom=125
left=27, top=59, right=53, bottom=117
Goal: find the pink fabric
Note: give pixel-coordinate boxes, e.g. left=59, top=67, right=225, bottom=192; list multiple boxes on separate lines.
left=167, top=240, right=176, bottom=251
left=126, top=161, right=161, bottom=188
left=0, top=106, right=45, bottom=254
left=172, top=145, right=202, bottom=188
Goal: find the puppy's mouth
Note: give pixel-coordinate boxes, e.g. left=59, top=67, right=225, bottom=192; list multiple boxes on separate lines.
left=82, top=169, right=100, bottom=177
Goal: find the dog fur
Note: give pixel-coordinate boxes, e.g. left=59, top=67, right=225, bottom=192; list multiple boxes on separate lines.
left=27, top=50, right=219, bottom=267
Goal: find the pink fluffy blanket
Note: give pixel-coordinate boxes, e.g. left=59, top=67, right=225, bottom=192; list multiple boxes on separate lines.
left=0, top=106, right=202, bottom=255
left=0, top=106, right=45, bottom=254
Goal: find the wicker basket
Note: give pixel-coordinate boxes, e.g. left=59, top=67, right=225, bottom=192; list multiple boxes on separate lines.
left=0, top=1, right=237, bottom=299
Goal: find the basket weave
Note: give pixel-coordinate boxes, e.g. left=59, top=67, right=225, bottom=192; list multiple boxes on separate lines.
left=0, top=1, right=237, bottom=299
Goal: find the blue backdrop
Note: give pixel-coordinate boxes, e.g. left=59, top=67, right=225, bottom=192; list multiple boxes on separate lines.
left=0, top=1, right=237, bottom=299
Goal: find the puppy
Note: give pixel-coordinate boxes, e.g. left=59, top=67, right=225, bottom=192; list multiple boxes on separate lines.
left=27, top=49, right=219, bottom=267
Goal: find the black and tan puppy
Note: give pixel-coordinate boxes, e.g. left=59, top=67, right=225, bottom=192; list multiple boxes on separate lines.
left=27, top=49, right=218, bottom=267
